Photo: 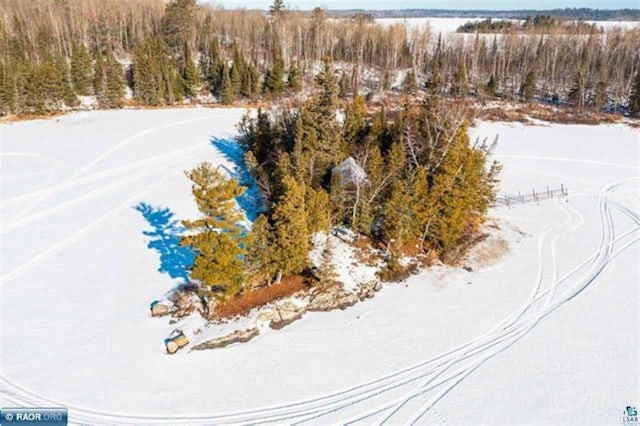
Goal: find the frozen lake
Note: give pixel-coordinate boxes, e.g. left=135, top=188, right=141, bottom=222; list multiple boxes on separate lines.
left=1, top=109, right=638, bottom=424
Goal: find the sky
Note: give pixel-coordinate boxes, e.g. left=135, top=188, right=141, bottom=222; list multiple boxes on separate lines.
left=208, top=0, right=639, bottom=10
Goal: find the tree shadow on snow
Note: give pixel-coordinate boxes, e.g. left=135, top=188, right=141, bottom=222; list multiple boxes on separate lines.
left=211, top=137, right=264, bottom=222
left=135, top=203, right=195, bottom=282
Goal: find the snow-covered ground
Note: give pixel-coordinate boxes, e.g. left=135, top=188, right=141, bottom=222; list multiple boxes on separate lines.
left=1, top=109, right=638, bottom=424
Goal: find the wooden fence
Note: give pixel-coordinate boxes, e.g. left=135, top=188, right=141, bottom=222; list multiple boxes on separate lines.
left=495, top=185, right=568, bottom=207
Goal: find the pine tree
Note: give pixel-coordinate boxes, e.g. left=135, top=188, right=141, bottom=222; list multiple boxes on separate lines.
left=306, top=187, right=331, bottom=234
left=102, top=47, right=124, bottom=108
left=161, top=0, right=197, bottom=53
left=269, top=0, right=287, bottom=16
left=519, top=70, right=536, bottom=101
left=70, top=42, right=93, bottom=96
left=381, top=179, right=415, bottom=254
left=0, top=60, right=16, bottom=115
left=132, top=40, right=159, bottom=105
left=315, top=57, right=338, bottom=113
left=263, top=50, right=285, bottom=96
left=402, top=69, right=418, bottom=94
left=220, top=62, right=234, bottom=104
left=181, top=41, right=200, bottom=97
left=343, top=95, right=366, bottom=147
left=339, top=71, right=351, bottom=97
left=629, top=70, right=640, bottom=117
left=54, top=53, right=78, bottom=107
left=426, top=35, right=444, bottom=95
left=20, top=62, right=45, bottom=114
left=270, top=175, right=309, bottom=281
left=180, top=163, right=246, bottom=299
left=382, top=69, right=392, bottom=92
left=245, top=214, right=275, bottom=286
left=40, top=58, right=64, bottom=108
left=486, top=74, right=497, bottom=99
left=568, top=72, right=585, bottom=109
left=93, top=49, right=106, bottom=97
left=451, top=59, right=467, bottom=97
left=287, top=62, right=302, bottom=93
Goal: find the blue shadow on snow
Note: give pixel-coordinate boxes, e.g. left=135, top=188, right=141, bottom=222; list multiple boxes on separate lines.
left=135, top=203, right=195, bottom=281
left=211, top=138, right=264, bottom=223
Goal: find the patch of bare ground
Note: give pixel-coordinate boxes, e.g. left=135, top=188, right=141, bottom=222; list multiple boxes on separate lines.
left=213, top=275, right=312, bottom=320
left=460, top=220, right=518, bottom=269
left=350, top=235, right=383, bottom=266
left=473, top=101, right=628, bottom=126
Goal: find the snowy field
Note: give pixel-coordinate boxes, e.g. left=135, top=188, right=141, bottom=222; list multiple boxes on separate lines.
left=1, top=109, right=639, bottom=424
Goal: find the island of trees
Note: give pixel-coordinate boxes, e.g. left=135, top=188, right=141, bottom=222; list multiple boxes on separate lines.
left=178, top=57, right=500, bottom=309
left=456, top=16, right=603, bottom=35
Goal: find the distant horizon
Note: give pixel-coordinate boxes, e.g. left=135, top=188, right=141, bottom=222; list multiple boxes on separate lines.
left=205, top=1, right=639, bottom=11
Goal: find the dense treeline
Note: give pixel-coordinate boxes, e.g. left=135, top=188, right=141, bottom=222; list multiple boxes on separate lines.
left=419, top=30, right=640, bottom=112
left=1, top=0, right=639, bottom=116
left=181, top=58, right=500, bottom=300
left=457, top=16, right=603, bottom=34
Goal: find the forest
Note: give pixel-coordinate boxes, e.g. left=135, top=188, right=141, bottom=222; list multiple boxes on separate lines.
left=1, top=0, right=640, bottom=116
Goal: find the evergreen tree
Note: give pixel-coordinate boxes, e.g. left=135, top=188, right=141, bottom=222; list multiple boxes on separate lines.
left=593, top=81, right=607, bottom=111
left=54, top=53, right=78, bottom=107
left=161, top=0, right=197, bottom=53
left=19, top=62, right=45, bottom=114
left=287, top=62, right=302, bottom=93
left=568, top=72, right=585, bottom=109
left=629, top=70, right=640, bottom=117
left=382, top=69, right=392, bottom=92
left=486, top=74, right=497, bottom=99
left=426, top=35, right=444, bottom=95
left=451, top=59, right=467, bottom=97
left=132, top=40, right=160, bottom=105
left=402, top=69, right=418, bottom=94
left=315, top=57, right=338, bottom=114
left=263, top=50, right=285, bottom=96
left=220, top=62, right=235, bottom=104
left=180, top=163, right=246, bottom=299
left=381, top=179, right=415, bottom=254
left=269, top=0, right=287, bottom=16
left=270, top=175, right=309, bottom=281
left=70, top=42, right=93, bottom=96
left=343, top=95, right=366, bottom=147
left=305, top=187, right=331, bottom=234
left=339, top=71, right=351, bottom=97
left=0, top=60, right=17, bottom=114
left=519, top=70, right=536, bottom=101
left=245, top=214, right=275, bottom=286
left=93, top=49, right=106, bottom=97
left=102, top=47, right=124, bottom=108
left=181, top=41, right=200, bottom=97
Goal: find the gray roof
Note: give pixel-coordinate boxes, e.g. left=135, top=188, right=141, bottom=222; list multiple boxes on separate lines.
left=333, top=157, right=367, bottom=186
